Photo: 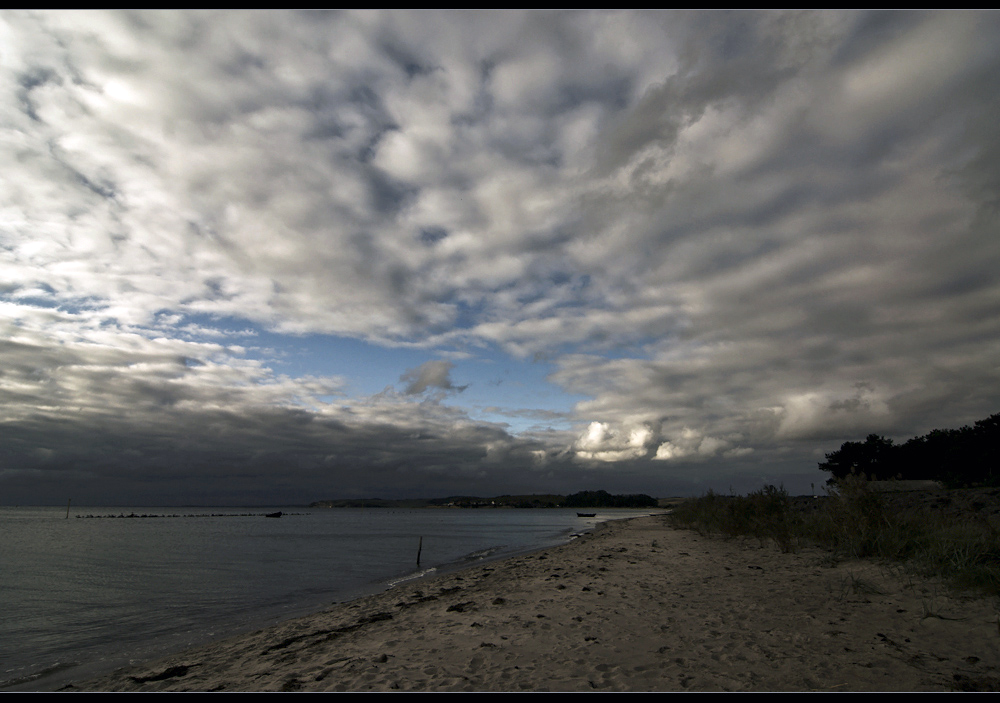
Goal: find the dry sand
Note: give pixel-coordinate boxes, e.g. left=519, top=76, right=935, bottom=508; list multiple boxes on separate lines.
left=71, top=515, right=1000, bottom=692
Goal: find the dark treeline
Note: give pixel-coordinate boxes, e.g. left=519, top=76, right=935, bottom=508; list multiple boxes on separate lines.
left=819, top=412, right=999, bottom=487
left=312, top=491, right=659, bottom=509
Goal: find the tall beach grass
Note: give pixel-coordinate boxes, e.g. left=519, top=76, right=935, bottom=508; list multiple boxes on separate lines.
left=669, top=475, right=1000, bottom=597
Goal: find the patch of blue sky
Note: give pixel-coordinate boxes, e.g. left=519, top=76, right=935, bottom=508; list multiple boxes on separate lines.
left=445, top=297, right=488, bottom=332
left=254, top=330, right=437, bottom=395
left=164, top=312, right=588, bottom=434
left=455, top=351, right=588, bottom=423
left=2, top=284, right=94, bottom=312
left=586, top=342, right=658, bottom=361
left=2, top=293, right=61, bottom=310
left=541, top=334, right=659, bottom=362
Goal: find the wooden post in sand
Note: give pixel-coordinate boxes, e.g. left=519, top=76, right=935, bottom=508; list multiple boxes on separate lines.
left=417, top=536, right=423, bottom=566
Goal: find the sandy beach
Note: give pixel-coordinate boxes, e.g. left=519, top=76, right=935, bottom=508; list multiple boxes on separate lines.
left=70, top=515, right=1000, bottom=692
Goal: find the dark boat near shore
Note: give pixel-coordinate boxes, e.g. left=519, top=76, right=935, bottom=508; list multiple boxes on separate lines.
left=577, top=513, right=596, bottom=518
left=265, top=511, right=282, bottom=518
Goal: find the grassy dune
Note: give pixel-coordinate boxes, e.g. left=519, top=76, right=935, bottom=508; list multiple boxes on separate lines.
left=670, top=476, right=1000, bottom=597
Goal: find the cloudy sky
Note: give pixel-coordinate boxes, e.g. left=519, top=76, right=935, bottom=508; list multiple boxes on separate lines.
left=3, top=11, right=999, bottom=505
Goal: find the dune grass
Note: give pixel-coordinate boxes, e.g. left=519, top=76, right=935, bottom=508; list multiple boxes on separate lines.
left=669, top=475, right=1000, bottom=597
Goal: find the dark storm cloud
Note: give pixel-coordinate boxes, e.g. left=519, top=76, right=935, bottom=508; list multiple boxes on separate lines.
left=0, top=305, right=570, bottom=504
left=2, top=11, right=999, bottom=502
left=0, top=399, right=561, bottom=506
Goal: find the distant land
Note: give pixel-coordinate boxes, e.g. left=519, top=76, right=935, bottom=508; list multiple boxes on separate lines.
left=310, top=490, right=672, bottom=509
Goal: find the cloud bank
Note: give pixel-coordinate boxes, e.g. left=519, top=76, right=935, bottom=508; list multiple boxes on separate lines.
left=2, top=11, right=999, bottom=503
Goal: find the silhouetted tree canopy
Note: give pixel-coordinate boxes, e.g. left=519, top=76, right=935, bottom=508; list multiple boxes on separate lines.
left=818, top=412, right=1000, bottom=487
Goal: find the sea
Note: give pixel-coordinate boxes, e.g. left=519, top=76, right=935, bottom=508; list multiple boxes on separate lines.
left=0, top=505, right=661, bottom=691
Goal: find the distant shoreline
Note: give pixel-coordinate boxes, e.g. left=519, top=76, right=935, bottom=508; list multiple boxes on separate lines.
left=310, top=490, right=665, bottom=510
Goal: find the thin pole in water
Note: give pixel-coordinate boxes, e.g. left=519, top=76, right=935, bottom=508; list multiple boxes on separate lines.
left=66, top=498, right=71, bottom=519
left=416, top=536, right=422, bottom=566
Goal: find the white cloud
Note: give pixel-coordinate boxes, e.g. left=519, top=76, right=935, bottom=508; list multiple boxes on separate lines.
left=575, top=420, right=655, bottom=462
left=652, top=427, right=744, bottom=462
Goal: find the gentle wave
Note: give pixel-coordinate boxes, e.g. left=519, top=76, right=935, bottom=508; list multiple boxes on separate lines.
left=463, top=545, right=507, bottom=561
left=386, top=567, right=439, bottom=588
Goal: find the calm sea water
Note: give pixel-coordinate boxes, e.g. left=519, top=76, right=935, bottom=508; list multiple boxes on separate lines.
left=0, top=506, right=659, bottom=691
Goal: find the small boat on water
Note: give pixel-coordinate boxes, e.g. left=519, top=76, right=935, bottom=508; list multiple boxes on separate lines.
left=576, top=512, right=596, bottom=518
left=265, top=511, right=282, bottom=518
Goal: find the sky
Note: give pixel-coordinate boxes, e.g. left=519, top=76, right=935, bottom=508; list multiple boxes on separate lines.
left=2, top=11, right=999, bottom=505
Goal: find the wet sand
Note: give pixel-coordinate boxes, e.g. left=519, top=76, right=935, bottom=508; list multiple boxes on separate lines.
left=71, top=515, right=1000, bottom=691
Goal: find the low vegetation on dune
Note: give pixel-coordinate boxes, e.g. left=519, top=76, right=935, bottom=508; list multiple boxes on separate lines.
left=670, top=475, right=1000, bottom=597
